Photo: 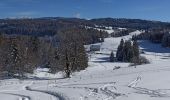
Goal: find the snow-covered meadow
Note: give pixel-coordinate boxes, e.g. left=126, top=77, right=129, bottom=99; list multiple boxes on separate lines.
left=0, top=30, right=170, bottom=100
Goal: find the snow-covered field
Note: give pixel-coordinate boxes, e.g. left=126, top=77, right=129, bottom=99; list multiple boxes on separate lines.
left=1, top=30, right=170, bottom=100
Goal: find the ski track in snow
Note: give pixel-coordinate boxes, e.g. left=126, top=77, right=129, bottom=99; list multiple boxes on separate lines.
left=0, top=81, right=64, bottom=100
left=25, top=81, right=68, bottom=100
left=128, top=75, right=142, bottom=88
left=52, top=81, right=124, bottom=100
left=99, top=83, right=126, bottom=99
left=133, top=87, right=170, bottom=98
left=56, top=81, right=127, bottom=100
left=128, top=75, right=170, bottom=98
left=80, top=83, right=126, bottom=100
left=26, top=86, right=66, bottom=100
left=0, top=92, right=30, bottom=100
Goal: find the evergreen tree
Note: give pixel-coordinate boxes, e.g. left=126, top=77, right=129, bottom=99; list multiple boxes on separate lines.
left=110, top=51, right=114, bottom=62
left=133, top=40, right=139, bottom=59
left=64, top=48, right=71, bottom=78
left=116, top=39, right=140, bottom=63
left=49, top=39, right=88, bottom=78
left=72, top=42, right=88, bottom=71
left=24, top=36, right=40, bottom=73
left=30, top=36, right=40, bottom=52
left=116, top=39, right=124, bottom=61
left=123, top=40, right=134, bottom=62
left=132, top=35, right=137, bottom=41
left=7, top=39, right=23, bottom=77
left=162, top=33, right=170, bottom=47
left=131, top=40, right=140, bottom=66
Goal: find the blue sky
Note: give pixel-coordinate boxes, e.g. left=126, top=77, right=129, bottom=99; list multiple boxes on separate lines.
left=0, top=0, right=170, bottom=22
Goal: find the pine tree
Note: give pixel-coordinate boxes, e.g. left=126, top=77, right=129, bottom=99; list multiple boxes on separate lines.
left=64, top=48, right=71, bottom=78
left=23, top=36, right=40, bottom=73
left=133, top=40, right=139, bottom=59
left=74, top=42, right=88, bottom=71
left=162, top=33, right=170, bottom=47
left=116, top=39, right=140, bottom=63
left=116, top=39, right=124, bottom=61
left=7, top=39, right=22, bottom=77
left=123, top=40, right=134, bottom=62
left=132, top=35, right=137, bottom=41
left=110, top=51, right=114, bottom=62
left=31, top=36, right=39, bottom=52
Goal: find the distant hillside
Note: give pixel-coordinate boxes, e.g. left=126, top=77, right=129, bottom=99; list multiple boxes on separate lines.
left=0, top=17, right=170, bottom=36
left=90, top=18, right=170, bottom=29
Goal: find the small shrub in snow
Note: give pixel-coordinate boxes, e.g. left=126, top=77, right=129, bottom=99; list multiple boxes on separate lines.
left=139, top=56, right=150, bottom=64
left=130, top=56, right=150, bottom=66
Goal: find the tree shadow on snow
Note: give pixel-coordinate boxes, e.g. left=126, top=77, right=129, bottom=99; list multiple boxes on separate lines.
left=139, top=40, right=170, bottom=53
left=92, top=57, right=110, bottom=63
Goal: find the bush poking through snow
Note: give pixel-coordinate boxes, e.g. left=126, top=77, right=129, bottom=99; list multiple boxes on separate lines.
left=130, top=56, right=150, bottom=66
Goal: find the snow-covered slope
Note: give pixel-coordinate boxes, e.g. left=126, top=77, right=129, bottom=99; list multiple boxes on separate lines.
left=0, top=30, right=170, bottom=100
left=85, top=26, right=115, bottom=34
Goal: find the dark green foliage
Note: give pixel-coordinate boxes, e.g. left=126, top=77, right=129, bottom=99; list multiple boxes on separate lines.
left=124, top=41, right=134, bottom=62
left=7, top=39, right=21, bottom=76
left=0, top=18, right=169, bottom=37
left=150, top=33, right=164, bottom=43
left=0, top=32, right=88, bottom=78
left=90, top=18, right=169, bottom=30
left=130, top=56, right=150, bottom=66
left=111, top=29, right=135, bottom=37
left=133, top=40, right=139, bottom=59
left=1, top=38, right=25, bottom=78
left=132, top=35, right=137, bottom=41
left=116, top=39, right=124, bottom=61
left=162, top=33, right=170, bottom=47
left=136, top=28, right=170, bottom=48
left=51, top=30, right=88, bottom=77
left=30, top=36, right=40, bottom=52
left=116, top=39, right=140, bottom=63
left=110, top=51, right=115, bottom=62
left=49, top=42, right=88, bottom=77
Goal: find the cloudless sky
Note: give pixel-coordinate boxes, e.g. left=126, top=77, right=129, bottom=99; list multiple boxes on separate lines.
left=0, top=0, right=170, bottom=22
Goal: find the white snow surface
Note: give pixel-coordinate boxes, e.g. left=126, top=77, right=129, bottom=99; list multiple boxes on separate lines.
left=85, top=26, right=115, bottom=34
left=1, top=30, right=170, bottom=100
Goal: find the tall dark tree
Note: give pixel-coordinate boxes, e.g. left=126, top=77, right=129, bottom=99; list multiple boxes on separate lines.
left=116, top=39, right=124, bottom=61
left=123, top=40, right=134, bottom=62
left=132, top=35, right=137, bottom=41
left=5, top=38, right=23, bottom=77
left=48, top=31, right=88, bottom=78
left=116, top=39, right=140, bottom=63
left=133, top=40, right=139, bottom=59
left=110, top=51, right=115, bottom=62
left=64, top=48, right=71, bottom=78
left=162, top=33, right=170, bottom=47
